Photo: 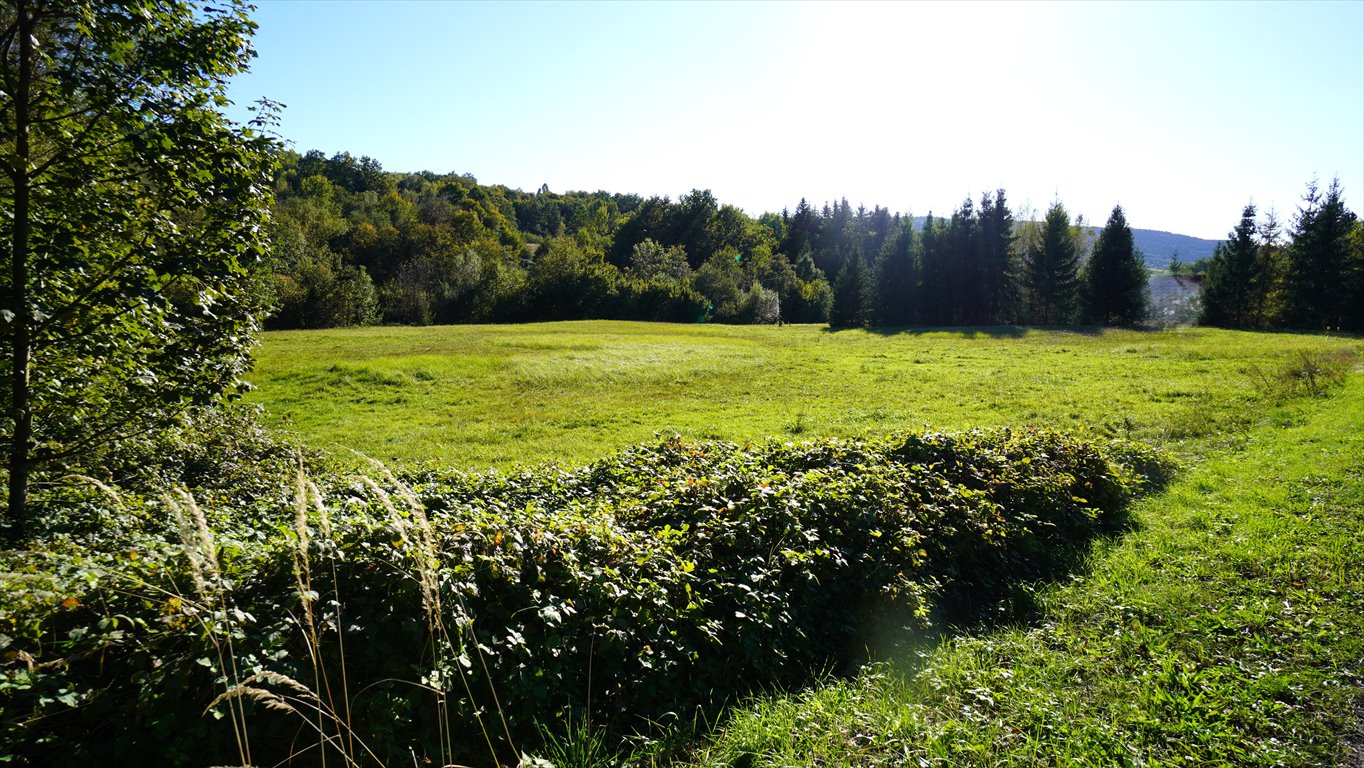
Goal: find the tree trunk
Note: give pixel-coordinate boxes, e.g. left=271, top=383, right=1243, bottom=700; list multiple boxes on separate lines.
left=6, top=0, right=34, bottom=544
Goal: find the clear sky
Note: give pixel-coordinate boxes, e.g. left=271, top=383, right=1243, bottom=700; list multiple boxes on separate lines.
left=226, top=0, right=1364, bottom=240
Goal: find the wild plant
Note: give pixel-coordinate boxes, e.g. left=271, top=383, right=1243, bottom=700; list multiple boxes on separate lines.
left=1247, top=347, right=1358, bottom=399
left=354, top=458, right=521, bottom=766
left=196, top=464, right=528, bottom=768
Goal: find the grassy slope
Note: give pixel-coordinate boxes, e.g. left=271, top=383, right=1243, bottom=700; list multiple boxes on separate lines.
left=247, top=322, right=1358, bottom=469
left=675, top=374, right=1364, bottom=767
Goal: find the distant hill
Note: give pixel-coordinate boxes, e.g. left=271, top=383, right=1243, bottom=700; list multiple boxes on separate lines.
left=909, top=217, right=1220, bottom=270
left=1128, top=229, right=1218, bottom=269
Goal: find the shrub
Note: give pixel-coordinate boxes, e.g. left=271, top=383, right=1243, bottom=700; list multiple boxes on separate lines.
left=0, top=427, right=1174, bottom=766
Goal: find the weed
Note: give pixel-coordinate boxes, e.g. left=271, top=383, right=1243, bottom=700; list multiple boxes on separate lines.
left=1247, top=347, right=1358, bottom=400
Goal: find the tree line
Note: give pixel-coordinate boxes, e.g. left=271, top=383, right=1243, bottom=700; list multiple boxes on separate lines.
left=266, top=150, right=1164, bottom=331
left=1198, top=179, right=1364, bottom=332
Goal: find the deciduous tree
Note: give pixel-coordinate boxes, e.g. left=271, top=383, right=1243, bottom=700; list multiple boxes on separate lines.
left=0, top=0, right=276, bottom=540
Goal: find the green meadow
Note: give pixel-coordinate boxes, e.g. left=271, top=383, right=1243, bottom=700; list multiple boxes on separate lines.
left=11, top=320, right=1355, bottom=766
left=239, top=321, right=1364, bottom=764
left=675, top=373, right=1364, bottom=767
left=246, top=321, right=1360, bottom=470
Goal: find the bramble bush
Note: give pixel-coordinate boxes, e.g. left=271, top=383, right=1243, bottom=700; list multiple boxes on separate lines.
left=0, top=425, right=1174, bottom=766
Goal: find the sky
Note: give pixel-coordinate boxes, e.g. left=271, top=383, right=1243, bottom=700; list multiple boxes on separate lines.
left=226, top=0, right=1364, bottom=241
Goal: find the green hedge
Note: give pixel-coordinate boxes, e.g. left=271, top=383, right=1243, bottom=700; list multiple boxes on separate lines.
left=0, top=428, right=1174, bottom=766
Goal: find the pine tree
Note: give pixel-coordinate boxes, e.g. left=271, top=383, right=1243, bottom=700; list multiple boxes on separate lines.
left=1346, top=220, right=1364, bottom=332
left=1083, top=205, right=1149, bottom=326
left=1024, top=201, right=1081, bottom=325
left=829, top=251, right=870, bottom=328
left=1199, top=204, right=1265, bottom=328
left=873, top=220, right=918, bottom=326
left=1280, top=178, right=1358, bottom=329
left=976, top=189, right=1016, bottom=324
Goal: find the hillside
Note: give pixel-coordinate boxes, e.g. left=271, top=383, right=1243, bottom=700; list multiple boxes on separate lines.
left=1130, top=227, right=1219, bottom=267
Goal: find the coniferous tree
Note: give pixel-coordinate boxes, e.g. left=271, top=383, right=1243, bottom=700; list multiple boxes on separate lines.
left=1024, top=201, right=1082, bottom=324
left=1199, top=204, right=1265, bottom=328
left=943, top=198, right=978, bottom=325
left=1083, top=205, right=1149, bottom=326
left=873, top=219, right=919, bottom=326
left=829, top=252, right=870, bottom=328
left=783, top=198, right=816, bottom=258
left=1345, top=220, right=1364, bottom=332
left=865, top=205, right=892, bottom=257
left=919, top=214, right=951, bottom=325
left=1280, top=178, right=1357, bottom=329
left=1254, top=209, right=1286, bottom=322
left=976, top=189, right=1017, bottom=324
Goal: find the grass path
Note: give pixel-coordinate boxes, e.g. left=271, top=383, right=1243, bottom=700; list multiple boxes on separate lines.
left=673, top=373, right=1364, bottom=767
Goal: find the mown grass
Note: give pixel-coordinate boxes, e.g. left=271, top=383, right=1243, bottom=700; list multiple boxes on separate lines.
left=246, top=322, right=1361, bottom=469
left=661, top=370, right=1364, bottom=767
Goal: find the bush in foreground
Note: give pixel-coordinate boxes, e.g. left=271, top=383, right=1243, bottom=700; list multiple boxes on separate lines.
left=0, top=427, right=1173, bottom=766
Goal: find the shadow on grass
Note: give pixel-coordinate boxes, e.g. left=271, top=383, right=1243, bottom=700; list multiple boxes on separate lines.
left=820, top=324, right=1168, bottom=338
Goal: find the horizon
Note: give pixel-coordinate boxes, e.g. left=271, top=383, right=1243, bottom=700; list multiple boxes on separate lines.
left=227, top=0, right=1364, bottom=241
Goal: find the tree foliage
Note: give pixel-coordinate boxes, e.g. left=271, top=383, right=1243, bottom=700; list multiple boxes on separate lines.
left=1083, top=205, right=1149, bottom=326
left=260, top=145, right=1360, bottom=335
left=1280, top=179, right=1358, bottom=330
left=0, top=0, right=277, bottom=539
left=1198, top=181, right=1361, bottom=333
left=829, top=253, right=871, bottom=328
left=1024, top=202, right=1083, bottom=325
left=1200, top=204, right=1268, bottom=328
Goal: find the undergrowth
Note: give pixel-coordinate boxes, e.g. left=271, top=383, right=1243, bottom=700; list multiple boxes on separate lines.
left=0, top=425, right=1172, bottom=766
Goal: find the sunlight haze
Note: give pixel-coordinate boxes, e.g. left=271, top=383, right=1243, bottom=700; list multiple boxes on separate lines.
left=228, top=0, right=1364, bottom=240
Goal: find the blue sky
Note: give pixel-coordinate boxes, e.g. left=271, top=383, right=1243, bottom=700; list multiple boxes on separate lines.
left=227, top=0, right=1364, bottom=240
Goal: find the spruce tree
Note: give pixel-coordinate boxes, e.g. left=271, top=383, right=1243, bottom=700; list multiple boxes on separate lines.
left=1280, top=178, right=1357, bottom=329
left=1346, top=220, right=1364, bottom=332
left=874, top=220, right=918, bottom=326
left=944, top=198, right=978, bottom=325
left=1024, top=201, right=1082, bottom=325
left=829, top=252, right=870, bottom=328
left=976, top=189, right=1017, bottom=324
left=1199, top=204, right=1264, bottom=328
left=1083, top=205, right=1149, bottom=326
left=1254, top=209, right=1286, bottom=322
left=919, top=214, right=950, bottom=325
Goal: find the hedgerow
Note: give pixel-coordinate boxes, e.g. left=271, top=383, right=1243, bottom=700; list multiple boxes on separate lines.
left=0, top=426, right=1173, bottom=767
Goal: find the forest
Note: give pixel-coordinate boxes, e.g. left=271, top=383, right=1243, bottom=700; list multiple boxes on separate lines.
left=262, top=149, right=1364, bottom=333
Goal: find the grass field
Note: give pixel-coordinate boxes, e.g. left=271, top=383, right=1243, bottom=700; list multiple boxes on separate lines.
left=246, top=321, right=1361, bottom=470
left=672, top=367, right=1364, bottom=767
left=237, top=321, right=1364, bottom=764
